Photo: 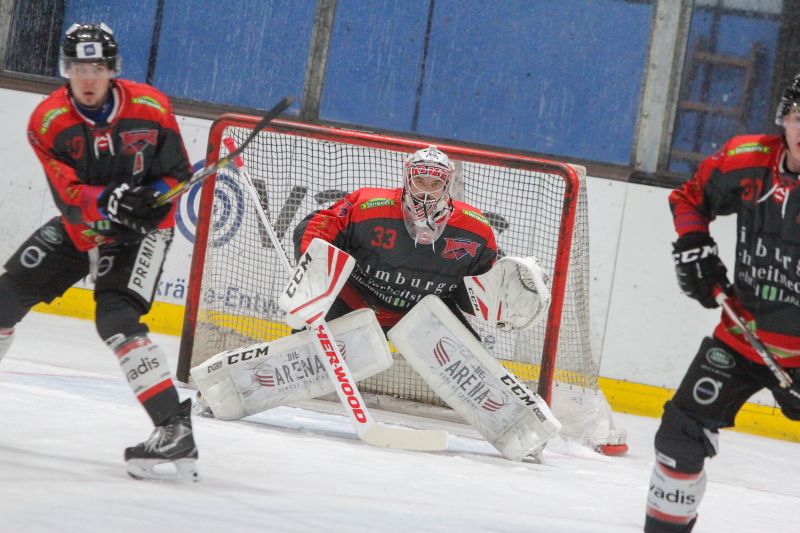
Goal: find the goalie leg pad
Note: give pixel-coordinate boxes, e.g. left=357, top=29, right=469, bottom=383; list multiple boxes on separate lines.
left=388, top=295, right=561, bottom=461
left=190, top=309, right=392, bottom=420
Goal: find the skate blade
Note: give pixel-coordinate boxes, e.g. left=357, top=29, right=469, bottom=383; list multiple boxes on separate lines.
left=126, top=457, right=200, bottom=482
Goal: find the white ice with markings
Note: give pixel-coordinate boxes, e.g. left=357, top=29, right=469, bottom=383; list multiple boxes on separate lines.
left=0, top=312, right=797, bottom=532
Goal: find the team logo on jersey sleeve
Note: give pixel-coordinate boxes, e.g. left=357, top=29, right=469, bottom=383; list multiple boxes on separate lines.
left=131, top=96, right=166, bottom=114
left=727, top=142, right=770, bottom=157
left=441, top=238, right=480, bottom=260
left=360, top=198, right=395, bottom=209
left=337, top=199, right=353, bottom=217
left=120, top=129, right=158, bottom=175
left=39, top=106, right=69, bottom=134
left=462, top=209, right=490, bottom=226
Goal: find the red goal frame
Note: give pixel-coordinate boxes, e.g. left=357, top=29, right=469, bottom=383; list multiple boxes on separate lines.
left=176, top=114, right=581, bottom=405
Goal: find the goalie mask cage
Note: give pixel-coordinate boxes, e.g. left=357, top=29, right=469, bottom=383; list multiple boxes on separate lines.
left=177, top=114, right=624, bottom=450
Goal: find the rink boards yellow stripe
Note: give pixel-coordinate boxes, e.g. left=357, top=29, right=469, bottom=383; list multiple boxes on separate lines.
left=34, top=287, right=800, bottom=444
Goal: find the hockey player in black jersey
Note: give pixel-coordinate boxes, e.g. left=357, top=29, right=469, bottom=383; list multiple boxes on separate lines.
left=644, top=75, right=800, bottom=531
left=0, top=23, right=197, bottom=481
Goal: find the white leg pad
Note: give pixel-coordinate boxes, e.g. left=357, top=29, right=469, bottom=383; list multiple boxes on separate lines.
left=190, top=309, right=392, bottom=420
left=388, top=295, right=561, bottom=461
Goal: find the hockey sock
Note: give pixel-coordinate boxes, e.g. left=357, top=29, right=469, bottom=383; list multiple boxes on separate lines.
left=107, top=334, right=181, bottom=425
left=645, top=461, right=705, bottom=532
left=0, top=327, right=14, bottom=363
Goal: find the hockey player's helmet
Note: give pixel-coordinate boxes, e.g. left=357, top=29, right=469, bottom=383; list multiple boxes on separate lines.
left=402, top=145, right=455, bottom=245
left=775, top=73, right=800, bottom=126
left=59, top=22, right=120, bottom=78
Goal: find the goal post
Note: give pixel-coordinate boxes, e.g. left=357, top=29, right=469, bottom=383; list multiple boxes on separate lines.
left=176, top=114, right=625, bottom=452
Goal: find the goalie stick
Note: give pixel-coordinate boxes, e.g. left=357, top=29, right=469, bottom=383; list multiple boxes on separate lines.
left=154, top=95, right=294, bottom=206
left=224, top=136, right=449, bottom=452
left=713, top=286, right=798, bottom=395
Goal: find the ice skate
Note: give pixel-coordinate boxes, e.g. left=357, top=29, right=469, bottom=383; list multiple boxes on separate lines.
left=125, top=399, right=199, bottom=482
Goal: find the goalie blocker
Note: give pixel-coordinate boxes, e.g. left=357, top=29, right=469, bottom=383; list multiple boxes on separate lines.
left=388, top=295, right=561, bottom=461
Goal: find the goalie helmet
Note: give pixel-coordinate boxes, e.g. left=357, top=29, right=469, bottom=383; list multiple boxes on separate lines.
left=402, top=145, right=455, bottom=245
left=59, top=22, right=121, bottom=78
left=775, top=73, right=800, bottom=126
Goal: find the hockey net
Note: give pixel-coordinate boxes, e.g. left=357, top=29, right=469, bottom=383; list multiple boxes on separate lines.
left=177, top=115, right=626, bottom=452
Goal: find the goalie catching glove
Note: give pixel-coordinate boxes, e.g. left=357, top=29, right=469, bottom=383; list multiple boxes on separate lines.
left=463, top=256, right=551, bottom=331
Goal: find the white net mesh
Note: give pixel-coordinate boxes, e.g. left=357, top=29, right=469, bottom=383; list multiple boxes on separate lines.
left=181, top=119, right=619, bottom=447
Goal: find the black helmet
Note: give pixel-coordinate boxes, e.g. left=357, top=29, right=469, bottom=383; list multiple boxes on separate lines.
left=775, top=73, right=800, bottom=126
left=59, top=22, right=120, bottom=78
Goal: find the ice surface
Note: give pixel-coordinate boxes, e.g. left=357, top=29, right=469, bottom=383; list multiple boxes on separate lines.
left=0, top=313, right=797, bottom=532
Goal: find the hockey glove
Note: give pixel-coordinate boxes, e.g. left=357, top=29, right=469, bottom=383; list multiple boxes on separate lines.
left=99, top=183, right=171, bottom=234
left=672, top=232, right=731, bottom=308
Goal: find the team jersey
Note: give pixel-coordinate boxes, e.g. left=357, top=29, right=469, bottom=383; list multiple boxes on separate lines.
left=27, top=79, right=191, bottom=251
left=670, top=134, right=800, bottom=367
left=294, top=187, right=498, bottom=327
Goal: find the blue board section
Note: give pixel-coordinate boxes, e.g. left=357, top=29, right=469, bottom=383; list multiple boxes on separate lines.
left=63, top=0, right=157, bottom=82
left=322, top=0, right=652, bottom=165
left=151, top=0, right=315, bottom=111
left=59, top=1, right=779, bottom=171
left=668, top=10, right=779, bottom=176
left=321, top=0, right=431, bottom=132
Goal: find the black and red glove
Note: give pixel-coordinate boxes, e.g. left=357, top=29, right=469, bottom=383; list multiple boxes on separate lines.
left=672, top=232, right=731, bottom=308
left=99, top=183, right=171, bottom=234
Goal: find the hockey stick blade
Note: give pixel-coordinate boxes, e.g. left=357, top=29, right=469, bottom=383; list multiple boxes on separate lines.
left=713, top=286, right=795, bottom=390
left=229, top=139, right=448, bottom=452
left=155, top=95, right=294, bottom=206
left=360, top=424, right=448, bottom=452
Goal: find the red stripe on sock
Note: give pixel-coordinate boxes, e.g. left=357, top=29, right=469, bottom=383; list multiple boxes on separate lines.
left=137, top=378, right=174, bottom=403
left=656, top=462, right=701, bottom=480
left=115, top=337, right=151, bottom=358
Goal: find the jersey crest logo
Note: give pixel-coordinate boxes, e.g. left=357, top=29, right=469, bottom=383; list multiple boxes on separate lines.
left=120, top=129, right=158, bottom=175
left=441, top=238, right=479, bottom=260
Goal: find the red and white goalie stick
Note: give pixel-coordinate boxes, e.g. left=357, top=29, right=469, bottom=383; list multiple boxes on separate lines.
left=223, top=137, right=448, bottom=452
